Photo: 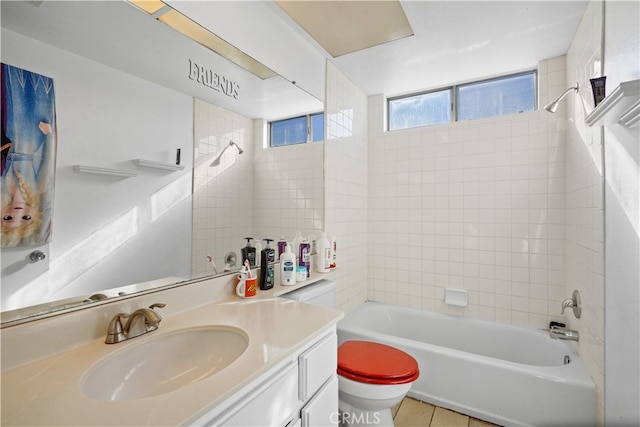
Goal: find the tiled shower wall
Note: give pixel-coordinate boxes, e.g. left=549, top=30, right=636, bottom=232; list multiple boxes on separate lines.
left=325, top=62, right=369, bottom=311
left=192, top=99, right=254, bottom=277
left=367, top=59, right=569, bottom=330
left=253, top=120, right=324, bottom=246
left=565, top=1, right=605, bottom=422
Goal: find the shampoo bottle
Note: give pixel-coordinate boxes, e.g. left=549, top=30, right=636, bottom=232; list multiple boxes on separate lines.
left=241, top=237, right=256, bottom=267
left=316, top=232, right=331, bottom=273
left=299, top=238, right=311, bottom=279
left=277, top=237, right=287, bottom=258
left=330, top=235, right=337, bottom=268
left=280, top=244, right=296, bottom=286
left=259, top=239, right=275, bottom=290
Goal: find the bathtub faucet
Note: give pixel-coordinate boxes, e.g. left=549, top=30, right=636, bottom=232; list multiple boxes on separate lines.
left=549, top=325, right=579, bottom=342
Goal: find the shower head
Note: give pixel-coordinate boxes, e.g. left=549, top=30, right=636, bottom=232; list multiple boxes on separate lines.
left=544, top=83, right=579, bottom=113
left=210, top=140, right=244, bottom=166
left=230, top=141, right=244, bottom=155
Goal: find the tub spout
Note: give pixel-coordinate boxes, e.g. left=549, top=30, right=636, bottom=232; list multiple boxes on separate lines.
left=549, top=326, right=579, bottom=342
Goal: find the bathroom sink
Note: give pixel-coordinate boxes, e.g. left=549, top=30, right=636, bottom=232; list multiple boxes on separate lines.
left=81, top=326, right=249, bottom=401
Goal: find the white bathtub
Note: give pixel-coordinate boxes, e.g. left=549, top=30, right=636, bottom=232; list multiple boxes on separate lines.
left=337, top=302, right=595, bottom=427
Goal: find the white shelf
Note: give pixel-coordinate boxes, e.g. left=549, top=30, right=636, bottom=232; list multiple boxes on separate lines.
left=133, top=159, right=185, bottom=171
left=72, top=165, right=138, bottom=177
left=585, top=79, right=640, bottom=128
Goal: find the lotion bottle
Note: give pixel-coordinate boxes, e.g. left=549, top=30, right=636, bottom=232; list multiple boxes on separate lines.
left=316, top=232, right=331, bottom=273
left=259, top=239, right=275, bottom=290
left=280, top=244, right=296, bottom=286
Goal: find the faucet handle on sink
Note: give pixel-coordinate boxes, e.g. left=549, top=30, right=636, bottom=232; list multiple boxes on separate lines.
left=105, top=313, right=130, bottom=344
left=148, top=303, right=166, bottom=321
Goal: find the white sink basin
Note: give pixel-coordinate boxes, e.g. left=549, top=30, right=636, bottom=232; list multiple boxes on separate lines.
left=81, top=326, right=249, bottom=401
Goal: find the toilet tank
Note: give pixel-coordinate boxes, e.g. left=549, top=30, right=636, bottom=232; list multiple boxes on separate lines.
left=281, top=280, right=336, bottom=308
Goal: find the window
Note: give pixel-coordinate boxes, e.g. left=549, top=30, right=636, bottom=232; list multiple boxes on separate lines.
left=270, top=113, right=324, bottom=147
left=457, top=72, right=536, bottom=121
left=388, top=89, right=451, bottom=131
left=388, top=71, right=536, bottom=131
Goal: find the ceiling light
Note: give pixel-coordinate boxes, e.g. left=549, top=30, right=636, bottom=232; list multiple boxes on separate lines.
left=127, top=1, right=277, bottom=80
left=275, top=0, right=414, bottom=58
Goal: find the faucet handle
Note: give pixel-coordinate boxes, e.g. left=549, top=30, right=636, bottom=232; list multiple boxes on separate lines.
left=148, top=303, right=166, bottom=321
left=105, top=313, right=130, bottom=344
left=560, top=290, right=582, bottom=318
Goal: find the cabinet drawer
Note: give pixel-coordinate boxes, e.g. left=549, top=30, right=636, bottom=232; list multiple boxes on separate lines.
left=298, top=332, right=337, bottom=401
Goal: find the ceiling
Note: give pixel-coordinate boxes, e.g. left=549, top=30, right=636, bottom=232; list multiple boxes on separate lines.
left=1, top=1, right=588, bottom=114
left=283, top=0, right=589, bottom=97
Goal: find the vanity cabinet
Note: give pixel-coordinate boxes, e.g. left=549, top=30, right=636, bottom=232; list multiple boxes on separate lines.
left=194, top=329, right=338, bottom=427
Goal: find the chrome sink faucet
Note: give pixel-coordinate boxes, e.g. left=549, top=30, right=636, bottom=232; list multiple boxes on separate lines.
left=105, top=303, right=166, bottom=344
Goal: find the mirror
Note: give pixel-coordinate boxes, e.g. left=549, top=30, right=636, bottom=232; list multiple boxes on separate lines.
left=1, top=1, right=324, bottom=325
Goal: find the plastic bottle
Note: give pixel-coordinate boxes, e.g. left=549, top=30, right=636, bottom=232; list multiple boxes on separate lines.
left=280, top=244, right=296, bottom=286
left=241, top=237, right=256, bottom=267
left=277, top=237, right=287, bottom=258
left=316, top=232, right=331, bottom=273
left=259, top=239, right=275, bottom=290
left=299, top=238, right=311, bottom=279
left=330, top=235, right=337, bottom=268
left=292, top=231, right=303, bottom=263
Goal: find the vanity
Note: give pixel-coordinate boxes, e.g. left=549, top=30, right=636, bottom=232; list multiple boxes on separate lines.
left=1, top=273, right=343, bottom=426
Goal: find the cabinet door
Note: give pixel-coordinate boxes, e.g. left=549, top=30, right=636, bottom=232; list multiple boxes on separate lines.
left=298, top=333, right=337, bottom=401
left=300, top=376, right=339, bottom=427
left=211, top=362, right=298, bottom=426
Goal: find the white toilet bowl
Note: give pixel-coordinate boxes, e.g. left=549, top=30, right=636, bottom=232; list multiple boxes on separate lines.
left=337, top=341, right=419, bottom=427
left=338, top=375, right=412, bottom=427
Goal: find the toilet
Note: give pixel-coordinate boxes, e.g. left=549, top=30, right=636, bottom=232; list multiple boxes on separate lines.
left=282, top=280, right=419, bottom=427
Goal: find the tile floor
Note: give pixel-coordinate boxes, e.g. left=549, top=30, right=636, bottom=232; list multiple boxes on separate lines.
left=392, top=397, right=501, bottom=427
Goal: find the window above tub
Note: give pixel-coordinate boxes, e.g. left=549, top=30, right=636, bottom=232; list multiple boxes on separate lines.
left=270, top=112, right=324, bottom=147
left=388, top=70, right=537, bottom=131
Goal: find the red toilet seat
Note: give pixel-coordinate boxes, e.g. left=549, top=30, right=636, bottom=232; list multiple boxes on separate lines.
left=337, top=340, right=420, bottom=385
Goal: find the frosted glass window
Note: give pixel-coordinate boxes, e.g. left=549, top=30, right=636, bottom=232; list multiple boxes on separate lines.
left=457, top=72, right=536, bottom=121
left=270, top=113, right=324, bottom=147
left=387, top=70, right=537, bottom=131
left=388, top=89, right=451, bottom=130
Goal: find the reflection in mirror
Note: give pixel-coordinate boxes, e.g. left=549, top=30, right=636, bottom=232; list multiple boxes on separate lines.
left=0, top=1, right=324, bottom=325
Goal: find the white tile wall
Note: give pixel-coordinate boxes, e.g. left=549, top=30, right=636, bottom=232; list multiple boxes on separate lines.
left=192, top=99, right=254, bottom=276
left=565, top=1, right=605, bottom=423
left=367, top=60, right=569, bottom=330
left=325, top=61, right=369, bottom=311
left=253, top=119, right=324, bottom=245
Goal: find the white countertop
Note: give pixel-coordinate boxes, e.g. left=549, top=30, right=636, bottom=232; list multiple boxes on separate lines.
left=1, top=297, right=343, bottom=426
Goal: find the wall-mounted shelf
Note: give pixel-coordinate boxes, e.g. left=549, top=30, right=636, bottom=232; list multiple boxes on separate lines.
left=133, top=159, right=185, bottom=171
left=585, top=79, right=640, bottom=128
left=72, top=165, right=138, bottom=177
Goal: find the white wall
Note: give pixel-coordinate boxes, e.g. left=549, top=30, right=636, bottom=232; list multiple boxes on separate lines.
left=1, top=29, right=193, bottom=309
left=602, top=1, right=640, bottom=424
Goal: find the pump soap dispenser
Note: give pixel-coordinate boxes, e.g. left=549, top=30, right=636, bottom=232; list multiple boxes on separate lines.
left=280, top=243, right=296, bottom=286
left=241, top=237, right=256, bottom=267
left=259, top=238, right=276, bottom=290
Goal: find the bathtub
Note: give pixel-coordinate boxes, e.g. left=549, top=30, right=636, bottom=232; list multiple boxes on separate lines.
left=337, top=302, right=595, bottom=427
